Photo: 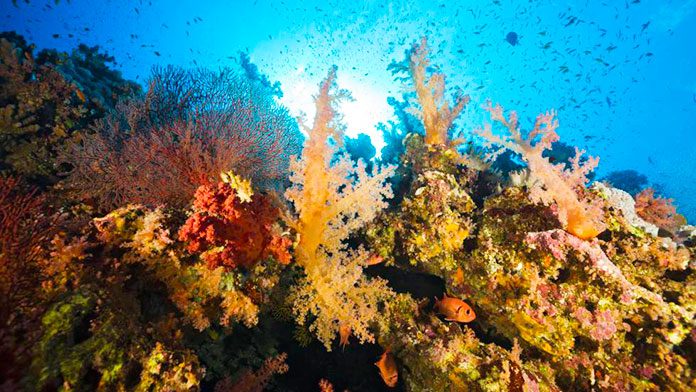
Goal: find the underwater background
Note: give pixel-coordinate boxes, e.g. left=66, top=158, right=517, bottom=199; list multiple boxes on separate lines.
left=4, top=0, right=696, bottom=220
left=1, top=1, right=696, bottom=391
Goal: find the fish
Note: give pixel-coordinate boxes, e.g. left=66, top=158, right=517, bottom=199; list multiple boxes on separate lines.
left=339, top=323, right=351, bottom=349
left=75, top=89, right=86, bottom=103
left=366, top=254, right=384, bottom=266
left=375, top=349, right=398, bottom=387
left=504, top=31, right=519, bottom=46
left=434, top=294, right=475, bottom=323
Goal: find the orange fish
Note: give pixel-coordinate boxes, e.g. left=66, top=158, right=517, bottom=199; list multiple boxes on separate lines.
left=366, top=254, right=384, bottom=266
left=434, top=294, right=476, bottom=323
left=339, top=323, right=351, bottom=350
left=375, top=349, right=398, bottom=388
left=75, top=89, right=86, bottom=103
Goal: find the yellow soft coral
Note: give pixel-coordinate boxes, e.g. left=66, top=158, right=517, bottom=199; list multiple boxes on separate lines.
left=408, top=38, right=470, bottom=147
left=478, top=103, right=605, bottom=240
left=284, top=67, right=395, bottom=350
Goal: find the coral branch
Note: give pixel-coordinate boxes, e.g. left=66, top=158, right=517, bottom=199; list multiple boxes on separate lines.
left=478, top=103, right=605, bottom=239
left=408, top=38, right=469, bottom=146
left=285, top=67, right=395, bottom=350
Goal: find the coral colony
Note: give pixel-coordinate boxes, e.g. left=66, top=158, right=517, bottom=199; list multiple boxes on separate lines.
left=1, top=33, right=694, bottom=391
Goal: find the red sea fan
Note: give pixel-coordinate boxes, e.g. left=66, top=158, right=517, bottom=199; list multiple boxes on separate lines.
left=0, top=177, right=56, bottom=323
left=635, top=188, right=684, bottom=233
left=61, top=65, right=303, bottom=210
left=178, top=181, right=291, bottom=270
left=0, top=176, right=58, bottom=385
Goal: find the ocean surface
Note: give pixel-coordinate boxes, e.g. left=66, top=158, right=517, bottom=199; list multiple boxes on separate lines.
left=3, top=0, right=695, bottom=220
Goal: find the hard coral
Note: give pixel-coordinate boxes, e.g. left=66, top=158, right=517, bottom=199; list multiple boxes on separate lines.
left=179, top=180, right=291, bottom=271
left=478, top=103, right=605, bottom=239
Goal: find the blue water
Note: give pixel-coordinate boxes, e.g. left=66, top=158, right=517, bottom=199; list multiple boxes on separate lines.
left=3, top=0, right=695, bottom=220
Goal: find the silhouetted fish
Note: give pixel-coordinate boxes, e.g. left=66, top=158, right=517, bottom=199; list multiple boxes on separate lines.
left=504, top=31, right=519, bottom=46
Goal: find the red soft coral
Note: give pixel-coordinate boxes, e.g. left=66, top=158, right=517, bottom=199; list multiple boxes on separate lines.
left=178, top=181, right=291, bottom=270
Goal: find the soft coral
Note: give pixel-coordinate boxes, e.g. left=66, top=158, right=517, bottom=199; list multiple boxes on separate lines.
left=479, top=103, right=605, bottom=240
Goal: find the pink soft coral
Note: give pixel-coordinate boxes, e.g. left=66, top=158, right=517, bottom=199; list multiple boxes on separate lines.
left=479, top=103, right=605, bottom=239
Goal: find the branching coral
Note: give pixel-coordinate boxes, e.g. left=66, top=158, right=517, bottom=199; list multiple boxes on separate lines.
left=284, top=66, right=395, bottom=350
left=406, top=38, right=469, bottom=147
left=478, top=103, right=605, bottom=239
left=214, top=352, right=288, bottom=392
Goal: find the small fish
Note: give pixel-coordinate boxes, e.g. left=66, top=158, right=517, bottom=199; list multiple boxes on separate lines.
left=504, top=31, right=519, bottom=46
left=339, top=323, right=351, bottom=349
left=434, top=294, right=475, bottom=323
left=366, top=254, right=384, bottom=266
left=154, top=51, right=161, bottom=56
left=75, top=89, right=86, bottom=103
left=375, top=349, right=398, bottom=387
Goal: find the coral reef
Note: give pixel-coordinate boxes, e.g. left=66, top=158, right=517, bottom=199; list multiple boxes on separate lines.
left=0, top=34, right=137, bottom=184
left=1, top=33, right=694, bottom=391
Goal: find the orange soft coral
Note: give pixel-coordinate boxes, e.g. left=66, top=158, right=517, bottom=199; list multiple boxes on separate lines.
left=479, top=103, right=605, bottom=240
left=407, top=38, right=469, bottom=146
left=178, top=180, right=291, bottom=270
left=284, top=67, right=395, bottom=350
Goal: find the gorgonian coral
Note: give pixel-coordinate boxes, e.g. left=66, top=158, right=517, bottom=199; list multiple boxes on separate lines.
left=478, top=103, right=606, bottom=239
left=178, top=178, right=292, bottom=271
left=61, top=64, right=303, bottom=210
left=284, top=67, right=395, bottom=350
left=0, top=176, right=59, bottom=386
left=635, top=187, right=685, bottom=233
